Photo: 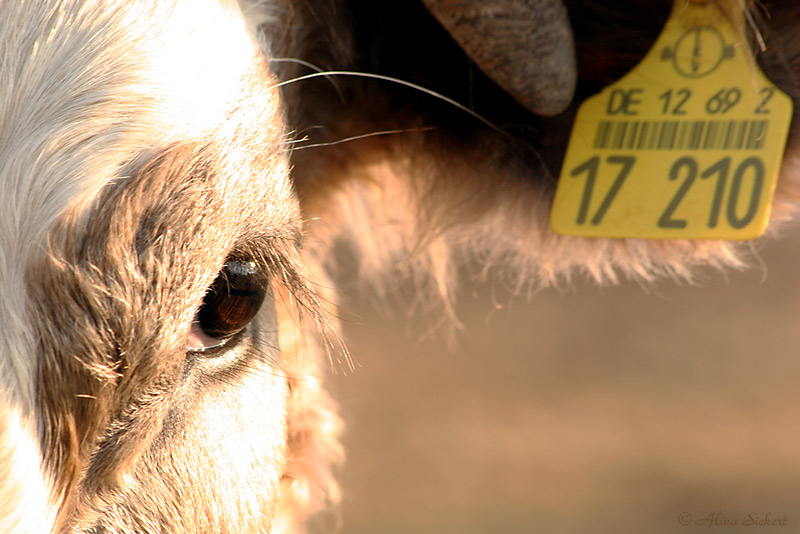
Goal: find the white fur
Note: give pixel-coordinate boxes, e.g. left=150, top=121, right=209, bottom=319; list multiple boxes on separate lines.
left=0, top=405, right=56, bottom=534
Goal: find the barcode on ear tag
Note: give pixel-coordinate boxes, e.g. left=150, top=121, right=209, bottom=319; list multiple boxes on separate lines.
left=550, top=0, right=793, bottom=240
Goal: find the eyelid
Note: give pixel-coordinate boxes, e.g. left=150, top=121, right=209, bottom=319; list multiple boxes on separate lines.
left=187, top=319, right=227, bottom=352
left=224, top=260, right=258, bottom=277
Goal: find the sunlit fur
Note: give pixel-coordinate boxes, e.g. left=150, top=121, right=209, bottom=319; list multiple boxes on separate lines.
left=2, top=0, right=800, bottom=533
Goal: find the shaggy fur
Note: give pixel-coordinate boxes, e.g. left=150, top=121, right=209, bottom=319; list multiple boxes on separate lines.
left=1, top=0, right=800, bottom=533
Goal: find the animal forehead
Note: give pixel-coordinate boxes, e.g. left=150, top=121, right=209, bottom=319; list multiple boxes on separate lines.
left=0, top=0, right=293, bottom=266
left=85, top=140, right=300, bottom=266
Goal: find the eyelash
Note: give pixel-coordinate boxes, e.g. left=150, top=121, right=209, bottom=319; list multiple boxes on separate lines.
left=182, top=242, right=342, bottom=367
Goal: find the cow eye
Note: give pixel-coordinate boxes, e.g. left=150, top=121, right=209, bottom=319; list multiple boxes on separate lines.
left=187, top=260, right=268, bottom=352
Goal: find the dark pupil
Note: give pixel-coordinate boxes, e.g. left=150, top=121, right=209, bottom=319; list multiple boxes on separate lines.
left=197, top=261, right=267, bottom=339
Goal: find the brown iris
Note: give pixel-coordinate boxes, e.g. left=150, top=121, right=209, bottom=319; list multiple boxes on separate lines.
left=196, top=261, right=267, bottom=340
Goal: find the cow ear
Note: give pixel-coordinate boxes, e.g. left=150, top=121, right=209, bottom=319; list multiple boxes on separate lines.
left=275, top=1, right=800, bottom=304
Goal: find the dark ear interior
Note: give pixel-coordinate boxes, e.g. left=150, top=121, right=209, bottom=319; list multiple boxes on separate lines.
left=275, top=0, right=800, bottom=291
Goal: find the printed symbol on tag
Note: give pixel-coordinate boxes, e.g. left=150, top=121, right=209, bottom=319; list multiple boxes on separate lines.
left=661, top=26, right=735, bottom=78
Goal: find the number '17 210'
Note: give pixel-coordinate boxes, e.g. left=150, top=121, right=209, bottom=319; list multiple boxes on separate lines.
left=569, top=155, right=765, bottom=229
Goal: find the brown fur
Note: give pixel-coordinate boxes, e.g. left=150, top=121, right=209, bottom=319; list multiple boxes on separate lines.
left=29, top=137, right=299, bottom=531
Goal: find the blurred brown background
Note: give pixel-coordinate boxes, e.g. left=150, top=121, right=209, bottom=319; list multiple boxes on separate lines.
left=329, top=225, right=800, bottom=534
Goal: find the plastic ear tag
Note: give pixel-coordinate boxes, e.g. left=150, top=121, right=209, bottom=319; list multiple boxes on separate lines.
left=550, top=0, right=792, bottom=240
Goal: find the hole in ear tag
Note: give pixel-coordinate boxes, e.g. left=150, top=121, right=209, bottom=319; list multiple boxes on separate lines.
left=550, top=0, right=792, bottom=240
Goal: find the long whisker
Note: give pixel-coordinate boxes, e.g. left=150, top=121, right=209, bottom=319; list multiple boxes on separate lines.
left=269, top=58, right=346, bottom=102
left=269, top=57, right=327, bottom=73
left=289, top=126, right=438, bottom=152
left=269, top=70, right=506, bottom=135
left=740, top=0, right=766, bottom=52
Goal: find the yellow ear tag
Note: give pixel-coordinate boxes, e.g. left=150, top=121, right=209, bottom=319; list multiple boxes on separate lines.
left=550, top=0, right=792, bottom=240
